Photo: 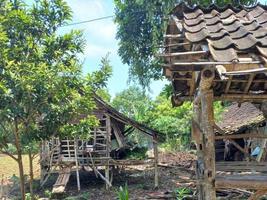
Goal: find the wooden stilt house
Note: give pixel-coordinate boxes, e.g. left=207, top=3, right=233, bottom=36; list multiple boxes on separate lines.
left=162, top=3, right=267, bottom=199
left=40, top=95, right=159, bottom=193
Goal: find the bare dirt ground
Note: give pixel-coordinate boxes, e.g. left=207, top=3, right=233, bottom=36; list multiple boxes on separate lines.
left=62, top=152, right=197, bottom=200
left=2, top=152, right=252, bottom=199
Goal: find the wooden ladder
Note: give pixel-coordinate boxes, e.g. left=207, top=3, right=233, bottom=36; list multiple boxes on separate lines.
left=52, top=167, right=71, bottom=194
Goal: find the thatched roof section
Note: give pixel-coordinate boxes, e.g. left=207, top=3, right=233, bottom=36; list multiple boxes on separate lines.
left=217, top=102, right=265, bottom=134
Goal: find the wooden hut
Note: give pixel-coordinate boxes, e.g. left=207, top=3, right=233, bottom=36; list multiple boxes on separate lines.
left=162, top=3, right=267, bottom=199
left=215, top=102, right=266, bottom=162
left=40, top=95, right=159, bottom=193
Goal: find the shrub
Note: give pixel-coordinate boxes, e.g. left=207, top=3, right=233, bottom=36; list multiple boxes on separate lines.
left=117, top=184, right=129, bottom=200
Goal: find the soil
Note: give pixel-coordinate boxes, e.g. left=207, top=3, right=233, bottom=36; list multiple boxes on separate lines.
left=38, top=151, right=197, bottom=200
left=3, top=152, right=250, bottom=200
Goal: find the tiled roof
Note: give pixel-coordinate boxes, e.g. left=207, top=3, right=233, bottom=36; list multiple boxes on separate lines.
left=171, top=3, right=267, bottom=62
left=162, top=3, right=267, bottom=105
left=217, top=102, right=265, bottom=134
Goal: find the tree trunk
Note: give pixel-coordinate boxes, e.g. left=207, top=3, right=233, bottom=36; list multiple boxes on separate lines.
left=14, top=119, right=25, bottom=200
left=28, top=150, right=34, bottom=199
left=17, top=149, right=25, bottom=200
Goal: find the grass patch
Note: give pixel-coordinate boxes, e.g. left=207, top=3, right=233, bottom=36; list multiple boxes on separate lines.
left=0, top=154, right=40, bottom=179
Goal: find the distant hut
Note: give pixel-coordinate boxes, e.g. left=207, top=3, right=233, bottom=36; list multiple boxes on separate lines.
left=40, top=95, right=159, bottom=193
left=215, top=102, right=266, bottom=161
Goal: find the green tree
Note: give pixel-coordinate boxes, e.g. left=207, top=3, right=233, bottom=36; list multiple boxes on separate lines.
left=112, top=86, right=152, bottom=120
left=0, top=1, right=111, bottom=199
left=114, top=0, right=257, bottom=87
left=112, top=86, right=153, bottom=145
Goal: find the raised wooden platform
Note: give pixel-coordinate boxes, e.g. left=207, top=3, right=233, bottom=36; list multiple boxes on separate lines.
left=216, top=174, right=267, bottom=190
left=216, top=162, right=267, bottom=172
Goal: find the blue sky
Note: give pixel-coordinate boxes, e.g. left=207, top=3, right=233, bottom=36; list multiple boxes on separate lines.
left=58, top=0, right=167, bottom=98
left=26, top=0, right=267, bottom=98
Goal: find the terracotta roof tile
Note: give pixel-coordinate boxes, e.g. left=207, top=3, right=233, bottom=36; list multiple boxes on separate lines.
left=185, top=28, right=208, bottom=42
left=209, top=44, right=238, bottom=61
left=208, top=35, right=235, bottom=49
left=184, top=9, right=203, bottom=19
left=207, top=23, right=224, bottom=32
left=243, top=20, right=261, bottom=31
left=248, top=6, right=265, bottom=18
left=171, top=3, right=267, bottom=61
left=220, top=8, right=235, bottom=19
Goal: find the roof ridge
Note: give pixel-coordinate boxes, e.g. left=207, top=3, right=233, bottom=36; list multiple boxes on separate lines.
left=171, top=2, right=266, bottom=16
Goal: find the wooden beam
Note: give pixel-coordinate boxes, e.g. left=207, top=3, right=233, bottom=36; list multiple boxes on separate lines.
left=222, top=68, right=267, bottom=76
left=213, top=79, right=267, bottom=83
left=219, top=94, right=267, bottom=101
left=164, top=34, right=182, bottom=38
left=158, top=50, right=207, bottom=57
left=216, top=162, right=267, bottom=172
left=216, top=175, right=267, bottom=190
left=160, top=42, right=190, bottom=48
left=163, top=60, right=262, bottom=66
left=215, top=133, right=267, bottom=140
left=171, top=94, right=267, bottom=102
left=229, top=139, right=256, bottom=160
left=244, top=74, right=255, bottom=94
left=111, top=122, right=125, bottom=148
left=214, top=123, right=226, bottom=135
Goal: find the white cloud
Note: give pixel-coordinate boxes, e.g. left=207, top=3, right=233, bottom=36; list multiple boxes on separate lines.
left=84, top=43, right=117, bottom=58
left=66, top=0, right=105, bottom=20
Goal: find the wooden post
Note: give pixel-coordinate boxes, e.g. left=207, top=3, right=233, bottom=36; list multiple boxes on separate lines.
left=105, top=165, right=110, bottom=190
left=257, top=102, right=267, bottom=162
left=200, top=89, right=216, bottom=200
left=194, top=68, right=216, bottom=200
left=192, top=102, right=205, bottom=200
left=153, top=140, right=159, bottom=188
left=105, top=115, right=111, bottom=190
left=74, top=139, right=80, bottom=191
